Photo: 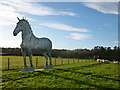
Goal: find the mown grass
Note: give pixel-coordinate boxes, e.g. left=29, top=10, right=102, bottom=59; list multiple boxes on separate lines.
left=1, top=58, right=120, bottom=89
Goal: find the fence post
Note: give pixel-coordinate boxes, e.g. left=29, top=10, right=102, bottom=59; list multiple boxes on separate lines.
left=73, top=58, right=75, bottom=64
left=55, top=58, right=56, bottom=66
left=36, top=58, right=38, bottom=68
left=8, top=58, right=10, bottom=70
left=61, top=58, right=63, bottom=65
left=68, top=58, right=69, bottom=64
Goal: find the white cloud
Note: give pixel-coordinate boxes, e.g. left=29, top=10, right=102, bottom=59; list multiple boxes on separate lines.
left=103, top=23, right=111, bottom=27
left=0, top=1, right=22, bottom=26
left=65, top=33, right=91, bottom=40
left=0, top=0, right=76, bottom=16
left=0, top=40, right=21, bottom=48
left=40, top=23, right=89, bottom=32
left=0, top=0, right=76, bottom=29
left=83, top=2, right=118, bottom=15
left=112, top=41, right=120, bottom=43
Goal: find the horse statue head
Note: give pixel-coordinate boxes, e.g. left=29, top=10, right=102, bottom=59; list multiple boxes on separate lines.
left=13, top=17, right=29, bottom=36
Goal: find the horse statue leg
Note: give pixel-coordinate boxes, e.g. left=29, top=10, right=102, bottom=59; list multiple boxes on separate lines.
left=28, top=50, right=34, bottom=71
left=48, top=53, right=53, bottom=69
left=43, top=53, right=49, bottom=69
left=21, top=49, right=28, bottom=71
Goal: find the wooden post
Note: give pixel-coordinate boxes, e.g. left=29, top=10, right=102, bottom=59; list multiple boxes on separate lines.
left=36, top=58, right=38, bottom=68
left=8, top=58, right=10, bottom=70
left=55, top=58, right=56, bottom=66
left=73, top=58, right=75, bottom=64
left=68, top=59, right=69, bottom=64
left=61, top=58, right=63, bottom=65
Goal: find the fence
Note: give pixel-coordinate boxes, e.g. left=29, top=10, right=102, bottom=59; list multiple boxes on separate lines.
left=2, top=56, right=94, bottom=70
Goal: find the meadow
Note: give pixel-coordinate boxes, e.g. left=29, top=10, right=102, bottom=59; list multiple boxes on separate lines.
left=1, top=56, right=120, bottom=89
left=2, top=56, right=89, bottom=70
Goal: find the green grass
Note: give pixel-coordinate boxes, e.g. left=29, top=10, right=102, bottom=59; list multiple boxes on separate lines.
left=1, top=57, right=120, bottom=89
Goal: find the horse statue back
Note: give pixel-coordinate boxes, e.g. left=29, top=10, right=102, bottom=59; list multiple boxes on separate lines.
left=13, top=17, right=53, bottom=71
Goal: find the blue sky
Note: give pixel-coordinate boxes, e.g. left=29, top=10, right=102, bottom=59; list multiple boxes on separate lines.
left=0, top=0, right=118, bottom=49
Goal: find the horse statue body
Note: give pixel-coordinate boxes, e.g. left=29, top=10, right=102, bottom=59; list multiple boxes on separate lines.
left=13, top=17, right=53, bottom=71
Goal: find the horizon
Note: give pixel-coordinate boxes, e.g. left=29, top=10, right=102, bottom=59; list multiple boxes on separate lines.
left=1, top=45, right=118, bottom=50
left=0, top=1, right=118, bottom=50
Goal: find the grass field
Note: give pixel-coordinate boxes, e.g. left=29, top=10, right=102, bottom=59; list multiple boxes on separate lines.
left=1, top=56, right=120, bottom=89
left=1, top=56, right=89, bottom=70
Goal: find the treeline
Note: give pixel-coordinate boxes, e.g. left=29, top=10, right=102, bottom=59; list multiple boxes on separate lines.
left=1, top=46, right=120, bottom=61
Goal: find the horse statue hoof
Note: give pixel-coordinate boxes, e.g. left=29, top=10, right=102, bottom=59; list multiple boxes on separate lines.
left=28, top=67, right=34, bottom=71
left=20, top=67, right=28, bottom=72
left=49, top=65, right=54, bottom=69
left=43, top=66, right=49, bottom=69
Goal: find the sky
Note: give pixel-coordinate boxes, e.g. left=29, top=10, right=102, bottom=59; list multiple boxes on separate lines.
left=0, top=0, right=119, bottom=50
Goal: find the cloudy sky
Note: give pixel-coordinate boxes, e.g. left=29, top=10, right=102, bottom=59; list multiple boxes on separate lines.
left=0, top=0, right=118, bottom=49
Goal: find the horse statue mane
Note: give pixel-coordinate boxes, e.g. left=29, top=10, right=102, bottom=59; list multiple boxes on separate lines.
left=13, top=17, right=53, bottom=71
left=18, top=17, right=27, bottom=21
left=17, top=17, right=31, bottom=28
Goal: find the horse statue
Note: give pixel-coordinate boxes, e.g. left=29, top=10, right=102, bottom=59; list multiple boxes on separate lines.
left=13, top=17, right=53, bottom=71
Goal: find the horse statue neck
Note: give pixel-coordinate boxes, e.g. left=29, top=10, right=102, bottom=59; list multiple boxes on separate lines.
left=22, top=22, right=33, bottom=41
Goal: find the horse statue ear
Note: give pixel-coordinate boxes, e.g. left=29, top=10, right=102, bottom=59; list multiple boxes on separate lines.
left=22, top=17, right=27, bottom=21
left=17, top=17, right=20, bottom=21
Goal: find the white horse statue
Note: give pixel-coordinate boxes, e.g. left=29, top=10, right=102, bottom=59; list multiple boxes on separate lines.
left=13, top=17, right=53, bottom=71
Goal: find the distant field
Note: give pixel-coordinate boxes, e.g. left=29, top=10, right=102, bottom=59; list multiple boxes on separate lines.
left=1, top=56, right=120, bottom=89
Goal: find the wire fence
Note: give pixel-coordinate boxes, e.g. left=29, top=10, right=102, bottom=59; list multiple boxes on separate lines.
left=2, top=56, right=94, bottom=70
